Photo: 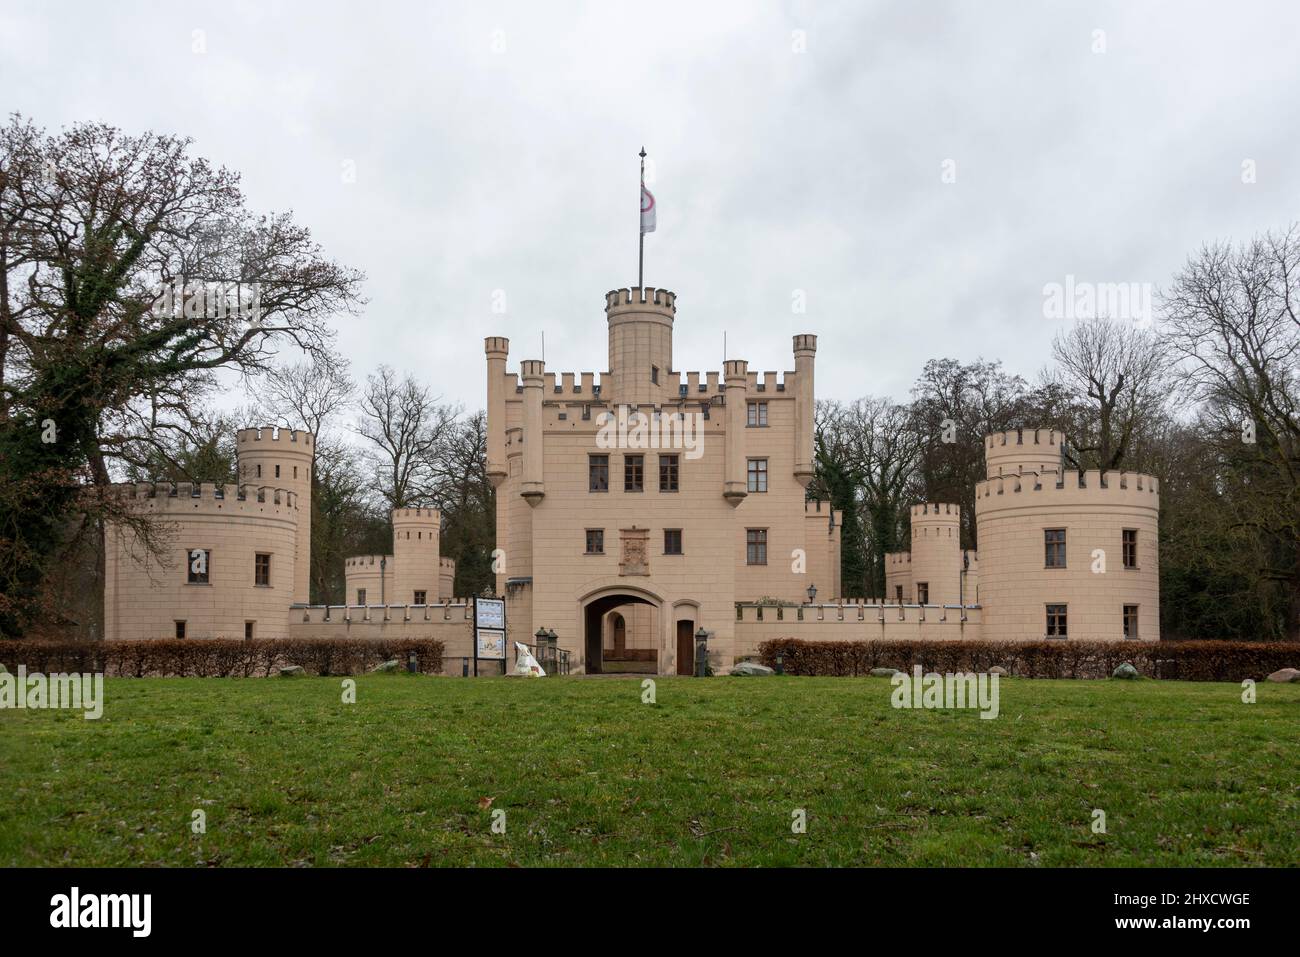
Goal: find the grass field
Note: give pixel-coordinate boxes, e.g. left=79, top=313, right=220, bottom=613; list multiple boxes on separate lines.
left=1, top=675, right=1296, bottom=867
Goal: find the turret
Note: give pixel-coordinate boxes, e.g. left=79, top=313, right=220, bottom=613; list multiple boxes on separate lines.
left=605, top=287, right=675, bottom=406
left=985, top=428, right=1064, bottom=479
left=520, top=359, right=545, bottom=506
left=392, top=507, right=440, bottom=605
left=793, top=334, right=817, bottom=487
left=909, top=503, right=962, bottom=606
left=236, top=426, right=314, bottom=604
left=723, top=358, right=748, bottom=506
left=484, top=337, right=509, bottom=489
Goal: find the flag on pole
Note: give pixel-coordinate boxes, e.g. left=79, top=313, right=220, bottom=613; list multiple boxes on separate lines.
left=640, top=182, right=656, bottom=235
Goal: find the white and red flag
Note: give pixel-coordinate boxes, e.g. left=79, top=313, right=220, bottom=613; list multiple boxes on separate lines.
left=640, top=182, right=656, bottom=234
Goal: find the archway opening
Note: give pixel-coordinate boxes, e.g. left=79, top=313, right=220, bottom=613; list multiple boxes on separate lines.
left=584, top=594, right=657, bottom=674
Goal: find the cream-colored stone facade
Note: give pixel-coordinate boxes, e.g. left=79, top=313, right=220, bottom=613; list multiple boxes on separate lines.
left=488, top=290, right=1160, bottom=670
left=102, top=297, right=1161, bottom=666
left=487, top=286, right=841, bottom=674
left=103, top=426, right=457, bottom=645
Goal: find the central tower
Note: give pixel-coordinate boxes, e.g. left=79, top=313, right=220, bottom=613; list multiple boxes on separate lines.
left=605, top=287, right=675, bottom=405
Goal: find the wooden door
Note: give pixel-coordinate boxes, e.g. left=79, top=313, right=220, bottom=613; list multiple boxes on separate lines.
left=676, top=620, right=694, bottom=675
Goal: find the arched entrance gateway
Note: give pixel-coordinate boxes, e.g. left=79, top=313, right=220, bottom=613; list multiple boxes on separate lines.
left=579, top=588, right=699, bottom=675
left=583, top=592, right=657, bottom=674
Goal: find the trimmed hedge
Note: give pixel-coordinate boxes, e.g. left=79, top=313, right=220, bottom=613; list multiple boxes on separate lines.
left=0, top=638, right=445, bottom=677
left=757, top=638, right=1300, bottom=682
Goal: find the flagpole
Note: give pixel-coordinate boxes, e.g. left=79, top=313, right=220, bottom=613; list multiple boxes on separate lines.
left=638, top=147, right=646, bottom=290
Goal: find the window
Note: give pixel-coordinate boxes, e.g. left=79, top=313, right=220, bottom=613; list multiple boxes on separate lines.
left=651, top=365, right=659, bottom=384
left=1044, top=528, right=1066, bottom=568
left=357, top=588, right=367, bottom=606
left=186, top=548, right=210, bottom=584
left=1046, top=604, right=1068, bottom=639
left=624, top=454, right=644, bottom=492
left=747, top=458, right=768, bottom=493
left=256, top=464, right=262, bottom=478
left=275, top=465, right=280, bottom=478
left=589, top=454, right=609, bottom=492
left=664, top=529, right=683, bottom=555
left=413, top=590, right=427, bottom=605
left=746, top=528, right=768, bottom=565
left=254, top=553, right=270, bottom=587
left=586, top=529, right=605, bottom=554
left=244, top=621, right=255, bottom=640
left=175, top=621, right=187, bottom=640
left=917, top=582, right=929, bottom=605
left=1122, top=529, right=1138, bottom=569
left=747, top=401, right=768, bottom=427
left=659, top=454, right=679, bottom=492
left=1123, top=604, right=1139, bottom=639
left=895, top=585, right=904, bottom=603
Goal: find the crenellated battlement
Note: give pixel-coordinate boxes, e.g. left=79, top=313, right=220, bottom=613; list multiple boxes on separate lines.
left=911, top=502, right=960, bottom=520
left=236, top=425, right=314, bottom=451
left=345, top=554, right=391, bottom=568
left=986, top=428, right=1064, bottom=450
left=439, top=557, right=456, bottom=570
left=109, top=481, right=299, bottom=515
left=605, top=286, right=677, bottom=313
left=886, top=551, right=911, bottom=565
left=975, top=469, right=1159, bottom=507
left=392, top=507, right=440, bottom=523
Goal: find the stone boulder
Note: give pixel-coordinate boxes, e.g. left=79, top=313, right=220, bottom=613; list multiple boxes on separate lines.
left=370, top=659, right=400, bottom=674
left=989, top=666, right=1009, bottom=676
left=730, top=661, right=776, bottom=677
left=1111, top=662, right=1142, bottom=680
left=869, top=667, right=900, bottom=677
left=1264, top=667, right=1300, bottom=683
left=278, top=665, right=305, bottom=677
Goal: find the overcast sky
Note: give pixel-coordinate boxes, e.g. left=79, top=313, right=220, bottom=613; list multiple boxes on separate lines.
left=4, top=0, right=1298, bottom=411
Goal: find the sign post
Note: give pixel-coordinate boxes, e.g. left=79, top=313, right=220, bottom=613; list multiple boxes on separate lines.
left=473, top=596, right=507, bottom=677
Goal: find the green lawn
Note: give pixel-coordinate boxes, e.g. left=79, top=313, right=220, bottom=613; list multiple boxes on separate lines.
left=1, top=675, right=1296, bottom=866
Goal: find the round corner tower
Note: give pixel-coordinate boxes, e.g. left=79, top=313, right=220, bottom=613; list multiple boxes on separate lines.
left=392, top=507, right=440, bottom=605
left=236, top=426, right=314, bottom=604
left=605, top=287, right=676, bottom=405
left=984, top=427, right=1064, bottom=479
left=975, top=428, right=1160, bottom=641
left=909, top=503, right=963, bottom=606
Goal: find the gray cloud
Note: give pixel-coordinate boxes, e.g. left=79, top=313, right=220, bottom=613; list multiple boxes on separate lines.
left=4, top=0, right=1297, bottom=407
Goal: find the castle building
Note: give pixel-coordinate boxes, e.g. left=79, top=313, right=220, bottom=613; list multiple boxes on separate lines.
left=103, top=428, right=456, bottom=641
left=101, top=291, right=1161, bottom=665
left=487, top=285, right=841, bottom=674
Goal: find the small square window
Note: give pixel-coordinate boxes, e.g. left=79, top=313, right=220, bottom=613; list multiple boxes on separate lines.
left=414, top=590, right=427, bottom=605
left=659, top=454, right=679, bottom=492
left=187, top=548, right=210, bottom=584
left=1123, top=604, right=1139, bottom=639
left=664, top=529, right=683, bottom=555
left=1046, top=604, right=1068, bottom=639
left=747, top=402, right=768, bottom=427
left=586, top=529, right=605, bottom=554
left=624, top=455, right=644, bottom=492
left=589, top=454, right=609, bottom=492
left=1044, top=529, right=1066, bottom=568
left=746, top=528, right=768, bottom=565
